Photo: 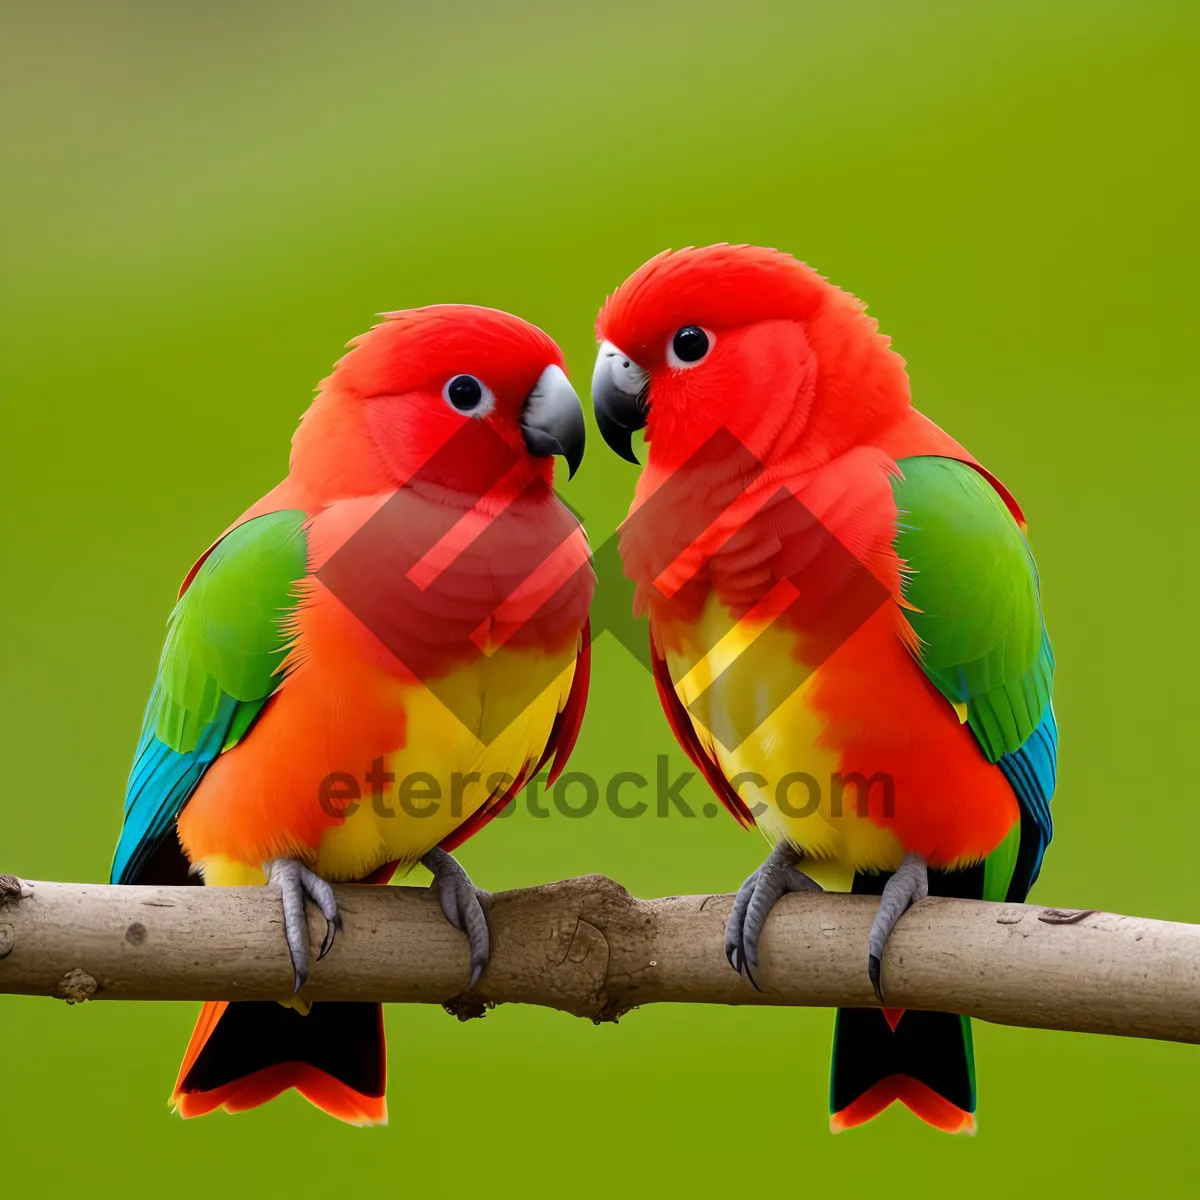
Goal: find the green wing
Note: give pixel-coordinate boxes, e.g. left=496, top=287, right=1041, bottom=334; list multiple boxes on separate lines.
left=893, top=457, right=1051, bottom=761
left=891, top=457, right=1056, bottom=902
left=112, top=509, right=309, bottom=884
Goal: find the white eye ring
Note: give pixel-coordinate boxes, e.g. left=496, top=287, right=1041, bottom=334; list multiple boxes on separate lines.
left=442, top=374, right=496, bottom=417
left=666, top=325, right=715, bottom=369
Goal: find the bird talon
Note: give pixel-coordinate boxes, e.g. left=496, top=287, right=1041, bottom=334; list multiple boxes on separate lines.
left=318, top=916, right=340, bottom=961
left=866, top=852, right=928, bottom=1004
left=265, top=857, right=341, bottom=994
left=724, top=843, right=821, bottom=989
left=421, top=847, right=492, bottom=990
left=742, top=958, right=763, bottom=993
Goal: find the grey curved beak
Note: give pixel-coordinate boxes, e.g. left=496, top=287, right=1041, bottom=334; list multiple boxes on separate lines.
left=521, top=364, right=586, bottom=479
left=591, top=340, right=648, bottom=464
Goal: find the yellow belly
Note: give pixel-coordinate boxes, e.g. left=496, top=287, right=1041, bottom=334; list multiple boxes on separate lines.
left=200, top=640, right=578, bottom=888
left=193, top=485, right=591, bottom=892
left=663, top=594, right=904, bottom=890
left=315, top=644, right=577, bottom=877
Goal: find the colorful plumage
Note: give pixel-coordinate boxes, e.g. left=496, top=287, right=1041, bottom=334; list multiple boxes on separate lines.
left=113, top=304, right=593, bottom=1124
left=591, top=245, right=1056, bottom=1133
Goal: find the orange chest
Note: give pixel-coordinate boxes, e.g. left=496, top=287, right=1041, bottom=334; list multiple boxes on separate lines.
left=658, top=595, right=1018, bottom=874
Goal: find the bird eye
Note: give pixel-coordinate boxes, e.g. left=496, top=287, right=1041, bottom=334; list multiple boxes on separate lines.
left=667, top=326, right=712, bottom=368
left=443, top=374, right=495, bottom=415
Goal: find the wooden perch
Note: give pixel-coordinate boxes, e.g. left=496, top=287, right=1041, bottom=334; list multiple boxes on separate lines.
left=1, top=873, right=1198, bottom=1042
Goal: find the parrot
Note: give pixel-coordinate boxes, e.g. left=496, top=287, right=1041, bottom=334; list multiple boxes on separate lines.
left=111, top=304, right=593, bottom=1125
left=591, top=244, right=1056, bottom=1134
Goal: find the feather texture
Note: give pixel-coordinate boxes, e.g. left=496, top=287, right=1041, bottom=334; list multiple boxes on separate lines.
left=112, top=511, right=308, bottom=884
left=891, top=456, right=1057, bottom=893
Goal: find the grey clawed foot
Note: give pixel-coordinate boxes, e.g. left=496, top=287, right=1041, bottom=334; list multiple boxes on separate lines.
left=264, top=858, right=342, bottom=995
left=724, top=841, right=822, bottom=991
left=421, top=847, right=492, bottom=990
left=868, top=852, right=929, bottom=1002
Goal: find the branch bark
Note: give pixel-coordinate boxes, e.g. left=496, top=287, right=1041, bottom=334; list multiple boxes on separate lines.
left=1, top=874, right=1197, bottom=1043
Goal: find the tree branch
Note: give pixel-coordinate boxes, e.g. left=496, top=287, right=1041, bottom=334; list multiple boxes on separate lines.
left=1, top=874, right=1197, bottom=1042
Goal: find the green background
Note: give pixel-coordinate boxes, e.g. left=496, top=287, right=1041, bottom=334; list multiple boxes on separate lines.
left=3, top=1, right=1197, bottom=1193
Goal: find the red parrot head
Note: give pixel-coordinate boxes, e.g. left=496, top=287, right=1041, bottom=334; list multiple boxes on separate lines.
left=592, top=244, right=912, bottom=472
left=293, top=304, right=585, bottom=501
